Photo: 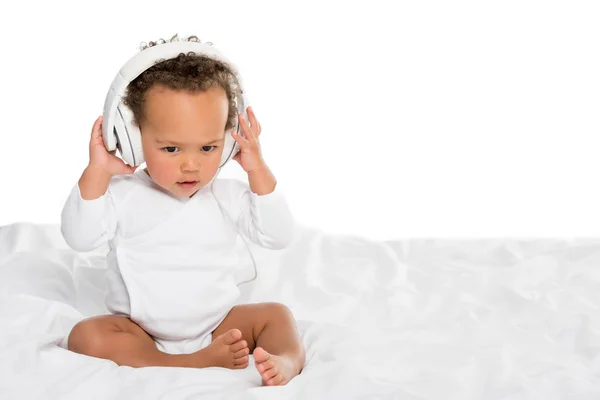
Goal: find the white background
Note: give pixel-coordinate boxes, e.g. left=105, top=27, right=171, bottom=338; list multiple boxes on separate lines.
left=0, top=0, right=598, bottom=241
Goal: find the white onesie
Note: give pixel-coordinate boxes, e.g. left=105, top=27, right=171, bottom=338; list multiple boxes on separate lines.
left=61, top=169, right=295, bottom=354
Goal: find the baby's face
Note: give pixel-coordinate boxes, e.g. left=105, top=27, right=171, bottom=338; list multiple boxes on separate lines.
left=140, top=84, right=229, bottom=198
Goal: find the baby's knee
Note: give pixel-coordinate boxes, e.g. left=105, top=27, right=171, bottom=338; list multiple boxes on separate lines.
left=68, top=318, right=112, bottom=357
left=264, top=302, right=294, bottom=322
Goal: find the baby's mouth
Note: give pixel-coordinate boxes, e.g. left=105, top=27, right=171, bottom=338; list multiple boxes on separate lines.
left=177, top=180, right=199, bottom=188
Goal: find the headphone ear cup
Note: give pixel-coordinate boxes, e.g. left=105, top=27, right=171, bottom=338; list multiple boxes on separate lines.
left=112, top=107, right=132, bottom=165
left=116, top=103, right=145, bottom=166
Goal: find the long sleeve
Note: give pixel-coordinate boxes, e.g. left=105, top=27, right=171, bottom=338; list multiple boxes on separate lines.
left=232, top=181, right=297, bottom=249
left=60, top=183, right=117, bottom=252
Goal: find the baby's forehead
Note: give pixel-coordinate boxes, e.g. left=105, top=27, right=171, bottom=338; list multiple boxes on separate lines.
left=153, top=133, right=224, bottom=144
left=142, top=86, right=229, bottom=125
left=143, top=117, right=225, bottom=144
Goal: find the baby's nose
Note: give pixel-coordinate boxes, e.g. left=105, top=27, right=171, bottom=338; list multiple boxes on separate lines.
left=181, top=155, right=201, bottom=172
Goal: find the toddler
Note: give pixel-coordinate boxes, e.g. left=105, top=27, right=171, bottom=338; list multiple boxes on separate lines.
left=61, top=35, right=305, bottom=386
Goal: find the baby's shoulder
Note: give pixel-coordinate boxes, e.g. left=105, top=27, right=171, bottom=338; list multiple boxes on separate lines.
left=211, top=178, right=249, bottom=198
left=107, top=173, right=147, bottom=204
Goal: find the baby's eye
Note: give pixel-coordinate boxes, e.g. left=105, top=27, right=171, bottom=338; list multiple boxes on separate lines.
left=162, top=146, right=179, bottom=153
left=201, top=146, right=216, bottom=152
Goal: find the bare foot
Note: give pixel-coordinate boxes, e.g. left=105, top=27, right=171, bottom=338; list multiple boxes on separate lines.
left=191, top=329, right=249, bottom=369
left=253, top=347, right=300, bottom=386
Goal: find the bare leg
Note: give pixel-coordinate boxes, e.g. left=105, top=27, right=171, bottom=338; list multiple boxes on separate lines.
left=68, top=315, right=249, bottom=369
left=212, top=302, right=305, bottom=386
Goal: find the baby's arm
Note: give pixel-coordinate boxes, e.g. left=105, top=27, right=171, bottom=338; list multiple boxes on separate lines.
left=61, top=115, right=136, bottom=251
left=61, top=166, right=117, bottom=251
left=227, top=108, right=296, bottom=249
left=231, top=176, right=296, bottom=250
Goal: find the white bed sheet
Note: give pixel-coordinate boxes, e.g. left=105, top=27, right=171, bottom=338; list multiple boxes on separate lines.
left=0, top=223, right=599, bottom=399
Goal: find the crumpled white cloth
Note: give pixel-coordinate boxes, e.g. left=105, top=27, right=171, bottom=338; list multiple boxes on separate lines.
left=1, top=222, right=599, bottom=399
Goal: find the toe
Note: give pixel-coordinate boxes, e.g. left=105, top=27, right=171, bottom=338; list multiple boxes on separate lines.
left=234, top=355, right=249, bottom=365
left=267, top=374, right=284, bottom=386
left=256, top=359, right=274, bottom=373
left=222, top=329, right=242, bottom=345
left=230, top=340, right=248, bottom=353
left=233, top=361, right=249, bottom=369
left=234, top=348, right=250, bottom=358
left=262, top=366, right=278, bottom=381
left=253, top=347, right=270, bottom=364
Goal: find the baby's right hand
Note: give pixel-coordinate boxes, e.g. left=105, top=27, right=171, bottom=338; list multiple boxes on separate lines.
left=88, top=115, right=137, bottom=176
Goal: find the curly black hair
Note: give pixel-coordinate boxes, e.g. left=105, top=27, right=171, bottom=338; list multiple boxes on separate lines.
left=122, top=34, right=241, bottom=132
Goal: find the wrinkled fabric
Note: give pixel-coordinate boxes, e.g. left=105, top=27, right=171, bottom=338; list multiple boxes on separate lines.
left=1, top=222, right=599, bottom=399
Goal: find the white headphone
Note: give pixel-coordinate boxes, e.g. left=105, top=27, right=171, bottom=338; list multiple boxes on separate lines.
left=101, top=39, right=249, bottom=168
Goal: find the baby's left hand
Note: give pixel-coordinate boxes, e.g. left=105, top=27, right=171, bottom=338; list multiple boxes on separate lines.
left=231, top=107, right=266, bottom=173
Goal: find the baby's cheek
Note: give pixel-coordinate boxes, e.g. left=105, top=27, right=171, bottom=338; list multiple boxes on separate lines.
left=152, top=167, right=174, bottom=185
left=145, top=153, right=175, bottom=182
left=202, top=160, right=222, bottom=181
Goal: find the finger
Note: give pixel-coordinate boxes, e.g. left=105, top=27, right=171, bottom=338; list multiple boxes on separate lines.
left=119, top=161, right=137, bottom=174
left=238, top=114, right=257, bottom=142
left=247, top=107, right=261, bottom=136
left=231, top=129, right=249, bottom=147
left=91, top=115, right=103, bottom=139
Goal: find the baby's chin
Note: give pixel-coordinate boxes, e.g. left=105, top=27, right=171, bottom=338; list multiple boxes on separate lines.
left=144, top=169, right=215, bottom=198
left=150, top=177, right=205, bottom=198
left=172, top=180, right=204, bottom=197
